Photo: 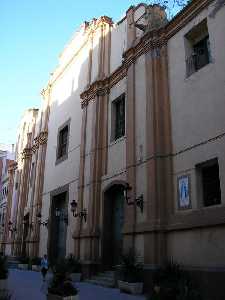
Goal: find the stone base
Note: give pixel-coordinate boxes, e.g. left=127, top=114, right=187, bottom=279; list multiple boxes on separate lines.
left=70, top=273, right=82, bottom=282
left=18, top=264, right=29, bottom=270
left=118, top=280, right=143, bottom=295
left=81, top=261, right=101, bottom=279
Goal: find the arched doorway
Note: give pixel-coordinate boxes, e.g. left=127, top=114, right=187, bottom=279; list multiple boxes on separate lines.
left=102, top=184, right=125, bottom=268
left=48, top=191, right=68, bottom=264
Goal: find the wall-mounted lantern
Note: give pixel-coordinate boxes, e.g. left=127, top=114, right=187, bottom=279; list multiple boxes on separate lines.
left=36, top=212, right=48, bottom=227
left=8, top=220, right=17, bottom=233
left=70, top=200, right=87, bottom=222
left=124, top=183, right=144, bottom=213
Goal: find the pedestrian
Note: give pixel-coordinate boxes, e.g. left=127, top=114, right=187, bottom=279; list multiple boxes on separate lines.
left=40, top=254, right=48, bottom=282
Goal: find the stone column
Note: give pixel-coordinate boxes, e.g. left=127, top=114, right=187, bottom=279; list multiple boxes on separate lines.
left=30, top=87, right=50, bottom=257
left=14, top=135, right=33, bottom=256
left=123, top=6, right=137, bottom=251
left=144, top=38, right=173, bottom=266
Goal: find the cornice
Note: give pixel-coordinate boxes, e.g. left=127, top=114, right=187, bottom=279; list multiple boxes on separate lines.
left=80, top=0, right=213, bottom=108
left=80, top=29, right=167, bottom=107
left=165, top=0, right=214, bottom=39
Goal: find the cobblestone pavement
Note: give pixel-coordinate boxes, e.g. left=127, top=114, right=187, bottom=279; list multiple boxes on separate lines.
left=7, top=269, right=146, bottom=300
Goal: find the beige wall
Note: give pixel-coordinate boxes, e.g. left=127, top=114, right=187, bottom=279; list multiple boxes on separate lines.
left=168, top=1, right=225, bottom=266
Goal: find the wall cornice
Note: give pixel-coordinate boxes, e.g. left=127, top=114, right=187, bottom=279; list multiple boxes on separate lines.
left=80, top=29, right=167, bottom=107
left=80, top=0, right=213, bottom=108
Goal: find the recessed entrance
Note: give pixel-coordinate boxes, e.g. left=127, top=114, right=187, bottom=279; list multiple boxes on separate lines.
left=48, top=191, right=68, bottom=264
left=102, top=184, right=125, bottom=268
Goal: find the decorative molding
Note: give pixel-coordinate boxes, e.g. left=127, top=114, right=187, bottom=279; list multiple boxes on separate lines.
left=39, top=131, right=48, bottom=145
left=32, top=137, right=39, bottom=153
left=21, top=148, right=32, bottom=160
left=32, top=131, right=48, bottom=153
left=80, top=0, right=213, bottom=108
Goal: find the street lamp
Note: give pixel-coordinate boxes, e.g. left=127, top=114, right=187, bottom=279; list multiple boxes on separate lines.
left=70, top=200, right=87, bottom=222
left=124, top=183, right=144, bottom=213
left=8, top=220, right=17, bottom=232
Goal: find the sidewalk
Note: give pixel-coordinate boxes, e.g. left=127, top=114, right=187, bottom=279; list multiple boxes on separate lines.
left=7, top=269, right=146, bottom=300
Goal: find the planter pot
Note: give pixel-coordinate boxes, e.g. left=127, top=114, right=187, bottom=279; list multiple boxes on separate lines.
left=118, top=280, right=143, bottom=295
left=18, top=264, right=29, bottom=270
left=70, top=273, right=82, bottom=282
left=32, top=265, right=41, bottom=272
left=47, top=294, right=79, bottom=300
left=0, top=279, right=8, bottom=290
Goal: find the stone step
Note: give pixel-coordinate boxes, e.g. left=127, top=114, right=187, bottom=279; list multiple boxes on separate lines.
left=86, top=278, right=115, bottom=288
left=92, top=275, right=115, bottom=283
left=97, top=272, right=115, bottom=279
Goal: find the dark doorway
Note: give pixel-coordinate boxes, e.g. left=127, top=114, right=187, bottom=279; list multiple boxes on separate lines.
left=102, top=185, right=125, bottom=268
left=22, top=213, right=29, bottom=256
left=48, top=191, right=68, bottom=264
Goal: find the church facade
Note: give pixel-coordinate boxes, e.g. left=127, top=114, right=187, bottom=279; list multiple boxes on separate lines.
left=5, top=0, right=225, bottom=298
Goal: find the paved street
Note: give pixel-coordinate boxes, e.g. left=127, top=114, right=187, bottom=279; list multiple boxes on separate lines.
left=7, top=269, right=146, bottom=300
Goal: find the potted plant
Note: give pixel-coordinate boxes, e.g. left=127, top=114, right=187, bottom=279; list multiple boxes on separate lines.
left=150, top=260, right=202, bottom=300
left=0, top=289, right=12, bottom=300
left=47, top=259, right=79, bottom=300
left=66, top=254, right=82, bottom=282
left=18, top=256, right=30, bottom=270
left=31, top=257, right=41, bottom=271
left=117, top=248, right=143, bottom=295
left=0, top=256, right=8, bottom=290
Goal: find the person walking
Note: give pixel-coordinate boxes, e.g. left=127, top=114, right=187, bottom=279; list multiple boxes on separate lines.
left=40, top=254, right=48, bottom=282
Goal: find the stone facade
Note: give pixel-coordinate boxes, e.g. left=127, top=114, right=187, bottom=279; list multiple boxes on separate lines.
left=5, top=0, right=225, bottom=298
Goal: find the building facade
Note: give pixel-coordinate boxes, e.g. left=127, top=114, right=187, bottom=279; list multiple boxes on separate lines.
left=6, top=0, right=225, bottom=298
left=0, top=145, right=15, bottom=253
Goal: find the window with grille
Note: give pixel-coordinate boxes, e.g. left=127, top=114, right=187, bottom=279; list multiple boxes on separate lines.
left=197, top=158, right=221, bottom=207
left=56, top=120, right=70, bottom=164
left=112, top=94, right=125, bottom=141
left=185, top=19, right=211, bottom=77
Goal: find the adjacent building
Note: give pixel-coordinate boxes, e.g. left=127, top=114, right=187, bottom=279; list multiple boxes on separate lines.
left=5, top=0, right=225, bottom=298
left=0, top=145, right=15, bottom=252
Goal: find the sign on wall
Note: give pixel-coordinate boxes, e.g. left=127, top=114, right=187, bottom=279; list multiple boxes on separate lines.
left=177, top=175, right=191, bottom=209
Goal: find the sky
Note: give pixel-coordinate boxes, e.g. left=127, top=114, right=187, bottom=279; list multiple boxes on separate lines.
left=0, top=0, right=185, bottom=146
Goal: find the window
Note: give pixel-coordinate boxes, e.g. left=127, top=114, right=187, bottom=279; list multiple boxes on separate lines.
left=185, top=19, right=211, bottom=76
left=56, top=120, right=70, bottom=164
left=111, top=94, right=125, bottom=141
left=197, top=158, right=221, bottom=207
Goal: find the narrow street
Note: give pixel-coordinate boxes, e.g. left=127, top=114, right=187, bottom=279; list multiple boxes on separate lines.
left=7, top=269, right=146, bottom=300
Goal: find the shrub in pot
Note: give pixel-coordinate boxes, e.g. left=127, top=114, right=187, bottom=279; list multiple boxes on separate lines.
left=66, top=254, right=82, bottom=282
left=47, top=259, right=79, bottom=300
left=0, top=289, right=12, bottom=300
left=117, top=248, right=143, bottom=295
left=31, top=257, right=41, bottom=271
left=150, top=260, right=202, bottom=300
left=0, top=256, right=8, bottom=290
